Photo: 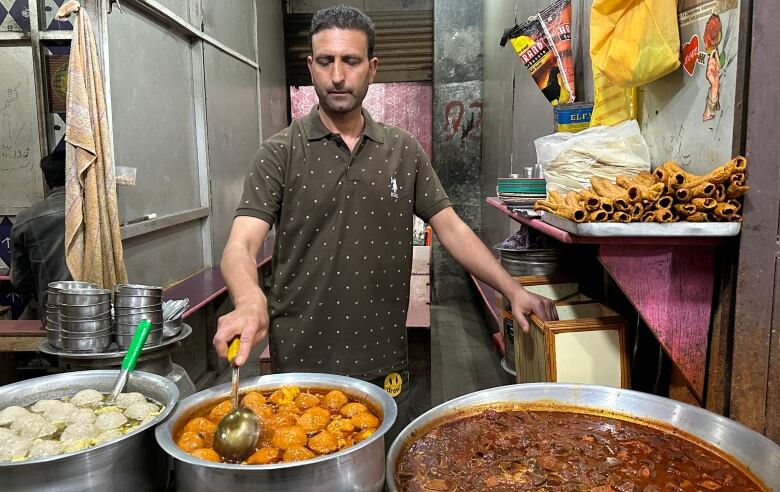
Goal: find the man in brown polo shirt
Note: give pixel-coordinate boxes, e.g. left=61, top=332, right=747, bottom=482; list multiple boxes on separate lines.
left=214, top=5, right=556, bottom=436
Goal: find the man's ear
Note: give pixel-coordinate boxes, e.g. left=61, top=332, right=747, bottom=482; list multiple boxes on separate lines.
left=368, top=57, right=379, bottom=84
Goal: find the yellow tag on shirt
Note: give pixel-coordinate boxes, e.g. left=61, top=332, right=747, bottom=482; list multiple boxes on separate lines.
left=384, top=373, right=403, bottom=398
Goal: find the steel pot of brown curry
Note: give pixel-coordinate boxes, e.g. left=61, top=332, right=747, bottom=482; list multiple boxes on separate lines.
left=386, top=383, right=780, bottom=491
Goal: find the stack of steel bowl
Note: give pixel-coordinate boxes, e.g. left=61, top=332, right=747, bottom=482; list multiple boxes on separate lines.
left=46, top=281, right=99, bottom=349
left=114, top=284, right=164, bottom=349
left=58, top=288, right=113, bottom=353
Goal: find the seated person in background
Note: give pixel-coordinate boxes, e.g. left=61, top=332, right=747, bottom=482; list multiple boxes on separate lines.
left=10, top=150, right=72, bottom=320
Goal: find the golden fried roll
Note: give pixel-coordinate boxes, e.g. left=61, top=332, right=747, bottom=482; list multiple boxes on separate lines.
left=351, top=413, right=380, bottom=430
left=296, top=407, right=331, bottom=434
left=183, top=417, right=217, bottom=447
left=660, top=161, right=687, bottom=189
left=590, top=177, right=628, bottom=200
left=295, top=393, right=320, bottom=410
left=726, top=184, right=750, bottom=199
left=732, top=156, right=747, bottom=172
left=615, top=175, right=632, bottom=189
left=730, top=173, right=746, bottom=186
left=191, top=448, right=221, bottom=462
left=339, top=403, right=369, bottom=418
left=241, top=392, right=266, bottom=408
left=641, top=182, right=666, bottom=203
left=613, top=197, right=629, bottom=211
left=653, top=165, right=671, bottom=185
left=714, top=184, right=726, bottom=201
left=246, top=447, right=280, bottom=465
left=327, top=417, right=356, bottom=436
left=282, top=446, right=315, bottom=463
left=713, top=202, right=738, bottom=219
left=612, top=212, right=631, bottom=223
left=548, top=190, right=565, bottom=204
left=588, top=210, right=608, bottom=222
left=674, top=204, right=696, bottom=217
left=691, top=198, right=717, bottom=211
left=615, top=176, right=642, bottom=202
left=207, top=400, right=233, bottom=424
left=687, top=212, right=709, bottom=222
left=700, top=165, right=731, bottom=186
left=557, top=207, right=587, bottom=223
left=675, top=187, right=692, bottom=203
left=630, top=203, right=644, bottom=220
left=654, top=196, right=673, bottom=210
left=653, top=209, right=674, bottom=223
left=600, top=200, right=614, bottom=214
left=533, top=202, right=557, bottom=214
left=582, top=195, right=602, bottom=211
left=690, top=182, right=715, bottom=198
left=177, top=431, right=205, bottom=453
left=308, top=430, right=339, bottom=454
left=641, top=211, right=655, bottom=222
left=633, top=171, right=659, bottom=186
left=321, top=390, right=349, bottom=412
left=731, top=214, right=743, bottom=222
left=271, top=425, right=308, bottom=450
left=564, top=191, right=580, bottom=209
left=727, top=199, right=742, bottom=212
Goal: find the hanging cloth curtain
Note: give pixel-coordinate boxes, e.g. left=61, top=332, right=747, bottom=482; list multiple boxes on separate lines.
left=57, top=1, right=128, bottom=289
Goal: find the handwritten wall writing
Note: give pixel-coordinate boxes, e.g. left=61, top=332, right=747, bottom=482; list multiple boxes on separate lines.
left=444, top=99, right=483, bottom=141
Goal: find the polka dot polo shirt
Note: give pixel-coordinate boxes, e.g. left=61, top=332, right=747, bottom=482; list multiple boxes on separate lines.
left=236, top=105, right=450, bottom=378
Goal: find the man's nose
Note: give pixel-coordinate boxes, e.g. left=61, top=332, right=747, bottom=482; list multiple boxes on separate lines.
left=331, top=60, right=345, bottom=85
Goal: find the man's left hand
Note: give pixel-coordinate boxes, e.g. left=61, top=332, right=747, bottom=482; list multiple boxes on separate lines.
left=508, top=288, right=558, bottom=333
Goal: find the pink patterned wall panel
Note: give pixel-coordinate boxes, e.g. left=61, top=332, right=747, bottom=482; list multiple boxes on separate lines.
left=290, top=82, right=433, bottom=157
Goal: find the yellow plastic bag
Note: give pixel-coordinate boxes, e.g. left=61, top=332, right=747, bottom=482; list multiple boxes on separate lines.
left=590, top=0, right=680, bottom=88
left=590, top=69, right=639, bottom=127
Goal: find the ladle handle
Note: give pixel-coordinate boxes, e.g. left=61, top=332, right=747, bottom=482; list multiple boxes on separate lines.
left=121, top=319, right=152, bottom=372
left=227, top=337, right=240, bottom=365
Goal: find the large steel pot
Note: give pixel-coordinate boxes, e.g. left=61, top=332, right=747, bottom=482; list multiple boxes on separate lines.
left=156, top=373, right=397, bottom=492
left=386, top=383, right=780, bottom=490
left=0, top=370, right=179, bottom=492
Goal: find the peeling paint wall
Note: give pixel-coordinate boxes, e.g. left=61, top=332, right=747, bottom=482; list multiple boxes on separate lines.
left=431, top=0, right=484, bottom=301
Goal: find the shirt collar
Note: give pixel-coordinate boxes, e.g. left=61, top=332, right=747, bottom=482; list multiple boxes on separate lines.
left=46, top=186, right=65, bottom=198
left=301, top=104, right=385, bottom=144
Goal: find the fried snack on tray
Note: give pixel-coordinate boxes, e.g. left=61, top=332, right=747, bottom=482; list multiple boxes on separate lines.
left=534, top=156, right=749, bottom=223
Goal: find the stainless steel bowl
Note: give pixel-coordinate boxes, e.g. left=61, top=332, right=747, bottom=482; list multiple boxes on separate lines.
left=59, top=301, right=112, bottom=318
left=0, top=370, right=178, bottom=491
left=115, top=322, right=163, bottom=333
left=45, top=328, right=62, bottom=349
left=60, top=326, right=113, bottom=337
left=113, top=296, right=162, bottom=309
left=115, top=330, right=163, bottom=349
left=385, top=383, right=780, bottom=491
left=115, top=314, right=164, bottom=325
left=60, top=334, right=112, bottom=353
left=114, top=305, right=163, bottom=314
left=59, top=289, right=112, bottom=306
left=156, top=373, right=398, bottom=492
left=60, top=319, right=113, bottom=333
left=114, top=284, right=163, bottom=296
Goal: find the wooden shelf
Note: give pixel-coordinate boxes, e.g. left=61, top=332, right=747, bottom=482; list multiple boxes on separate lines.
left=487, top=196, right=734, bottom=402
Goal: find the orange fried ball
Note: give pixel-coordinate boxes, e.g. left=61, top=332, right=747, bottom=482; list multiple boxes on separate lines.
left=270, top=425, right=308, bottom=450
left=240, top=392, right=267, bottom=412
left=321, top=390, right=349, bottom=412
left=277, top=402, right=302, bottom=416
left=177, top=431, right=205, bottom=453
left=207, top=400, right=233, bottom=424
left=191, top=448, right=221, bottom=462
left=295, top=392, right=320, bottom=410
left=183, top=417, right=217, bottom=447
left=351, top=412, right=380, bottom=430
left=327, top=417, right=355, bottom=436
left=245, top=447, right=280, bottom=465
left=308, top=430, right=339, bottom=454
left=269, top=386, right=300, bottom=406
left=339, top=402, right=369, bottom=418
left=263, top=412, right=298, bottom=431
left=283, top=446, right=315, bottom=462
left=297, top=407, right=331, bottom=434
left=250, top=403, right=275, bottom=420
left=355, top=429, right=375, bottom=443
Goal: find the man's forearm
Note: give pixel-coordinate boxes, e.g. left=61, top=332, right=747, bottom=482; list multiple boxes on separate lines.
left=221, top=244, right=266, bottom=309
left=430, top=210, right=519, bottom=297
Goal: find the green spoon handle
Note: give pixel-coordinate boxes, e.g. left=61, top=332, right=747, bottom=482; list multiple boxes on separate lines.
left=121, top=319, right=152, bottom=372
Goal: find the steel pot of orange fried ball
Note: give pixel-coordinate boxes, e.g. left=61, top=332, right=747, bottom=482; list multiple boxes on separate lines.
left=155, top=373, right=397, bottom=491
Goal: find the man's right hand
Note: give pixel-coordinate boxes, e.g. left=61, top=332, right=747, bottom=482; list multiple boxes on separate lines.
left=213, top=301, right=269, bottom=367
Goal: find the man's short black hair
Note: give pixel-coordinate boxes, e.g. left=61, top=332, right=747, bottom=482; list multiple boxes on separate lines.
left=40, top=150, right=66, bottom=188
left=310, top=5, right=376, bottom=58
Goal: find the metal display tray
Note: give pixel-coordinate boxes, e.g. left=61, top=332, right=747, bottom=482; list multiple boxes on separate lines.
left=541, top=212, right=742, bottom=237
left=39, top=324, right=191, bottom=359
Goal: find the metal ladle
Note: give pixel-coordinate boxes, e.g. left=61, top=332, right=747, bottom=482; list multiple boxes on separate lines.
left=107, top=319, right=153, bottom=405
left=213, top=337, right=260, bottom=462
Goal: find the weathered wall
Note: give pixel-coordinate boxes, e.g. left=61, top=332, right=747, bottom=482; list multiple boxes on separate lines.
left=257, top=0, right=289, bottom=139
left=286, top=0, right=432, bottom=13
left=431, top=0, right=483, bottom=301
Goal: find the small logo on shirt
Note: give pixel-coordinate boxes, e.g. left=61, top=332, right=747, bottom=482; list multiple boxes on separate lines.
left=389, top=177, right=399, bottom=199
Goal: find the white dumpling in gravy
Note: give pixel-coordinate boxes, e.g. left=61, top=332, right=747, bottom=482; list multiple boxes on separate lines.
left=11, top=413, right=57, bottom=439
left=0, top=405, right=30, bottom=426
